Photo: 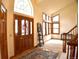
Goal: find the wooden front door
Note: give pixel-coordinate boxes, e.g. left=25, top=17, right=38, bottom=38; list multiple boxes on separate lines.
left=14, top=14, right=34, bottom=55
left=0, top=4, right=8, bottom=59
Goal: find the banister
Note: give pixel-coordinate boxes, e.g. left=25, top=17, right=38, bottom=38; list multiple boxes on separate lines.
left=61, top=25, right=78, bottom=53
left=67, top=25, right=77, bottom=34
left=67, top=38, right=78, bottom=59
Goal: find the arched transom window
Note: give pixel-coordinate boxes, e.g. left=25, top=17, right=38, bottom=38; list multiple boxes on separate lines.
left=14, top=0, right=33, bottom=16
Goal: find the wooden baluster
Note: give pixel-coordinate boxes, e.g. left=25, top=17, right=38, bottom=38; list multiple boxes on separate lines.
left=67, top=38, right=78, bottom=59
left=76, top=46, right=78, bottom=59
left=70, top=46, right=77, bottom=59
left=67, top=45, right=69, bottom=59
left=70, top=32, right=71, bottom=40
left=63, top=33, right=67, bottom=52
left=71, top=31, right=73, bottom=40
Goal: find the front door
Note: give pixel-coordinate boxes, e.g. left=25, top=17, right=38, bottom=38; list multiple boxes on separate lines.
left=14, top=14, right=34, bottom=55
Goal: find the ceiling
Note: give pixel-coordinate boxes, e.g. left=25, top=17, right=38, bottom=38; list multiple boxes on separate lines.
left=37, top=0, right=75, bottom=15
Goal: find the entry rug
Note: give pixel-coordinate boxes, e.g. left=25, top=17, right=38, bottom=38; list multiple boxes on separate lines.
left=18, top=48, right=59, bottom=59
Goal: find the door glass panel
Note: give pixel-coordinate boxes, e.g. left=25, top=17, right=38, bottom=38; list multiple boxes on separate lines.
left=15, top=19, right=18, bottom=34
left=30, top=21, right=32, bottom=34
left=26, top=20, right=29, bottom=35
left=21, top=19, right=25, bottom=35
left=53, top=28, right=59, bottom=33
left=53, top=24, right=59, bottom=28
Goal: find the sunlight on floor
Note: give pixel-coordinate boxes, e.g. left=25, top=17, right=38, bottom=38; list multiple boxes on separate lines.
left=45, top=39, right=63, bottom=44
left=43, top=39, right=63, bottom=52
left=42, top=39, right=67, bottom=59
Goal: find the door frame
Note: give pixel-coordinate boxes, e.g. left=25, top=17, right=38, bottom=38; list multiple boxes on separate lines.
left=0, top=3, right=8, bottom=59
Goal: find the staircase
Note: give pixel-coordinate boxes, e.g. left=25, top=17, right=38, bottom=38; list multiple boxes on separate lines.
left=61, top=25, right=78, bottom=59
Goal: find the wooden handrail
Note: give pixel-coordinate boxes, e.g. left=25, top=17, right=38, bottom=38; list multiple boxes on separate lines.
left=67, top=25, right=77, bottom=34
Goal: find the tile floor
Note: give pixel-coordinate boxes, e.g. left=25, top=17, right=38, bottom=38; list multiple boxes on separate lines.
left=42, top=39, right=67, bottom=59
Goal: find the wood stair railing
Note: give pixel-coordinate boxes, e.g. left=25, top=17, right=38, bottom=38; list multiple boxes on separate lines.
left=61, top=25, right=77, bottom=52
left=67, top=34, right=78, bottom=59
left=61, top=25, right=78, bottom=59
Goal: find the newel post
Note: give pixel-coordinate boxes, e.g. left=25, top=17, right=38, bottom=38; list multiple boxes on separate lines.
left=63, top=33, right=67, bottom=52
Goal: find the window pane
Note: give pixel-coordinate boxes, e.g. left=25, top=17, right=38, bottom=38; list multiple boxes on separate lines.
left=53, top=29, right=59, bottom=33
left=47, top=16, right=49, bottom=21
left=49, top=17, right=51, bottom=22
left=53, top=16, right=59, bottom=22
left=53, top=24, right=59, bottom=28
left=46, top=23, right=48, bottom=34
left=43, top=22, right=45, bottom=35
left=14, top=0, right=33, bottom=16
left=49, top=23, right=51, bottom=34
left=15, top=19, right=18, bottom=34
left=30, top=21, right=32, bottom=34
left=43, top=14, right=45, bottom=20
left=26, top=20, right=29, bottom=35
left=21, top=20, right=25, bottom=35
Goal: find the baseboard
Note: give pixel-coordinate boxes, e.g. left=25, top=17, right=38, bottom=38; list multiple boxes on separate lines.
left=35, top=43, right=39, bottom=47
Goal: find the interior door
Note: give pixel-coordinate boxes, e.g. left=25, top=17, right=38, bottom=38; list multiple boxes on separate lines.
left=14, top=14, right=34, bottom=55
left=0, top=4, right=8, bottom=59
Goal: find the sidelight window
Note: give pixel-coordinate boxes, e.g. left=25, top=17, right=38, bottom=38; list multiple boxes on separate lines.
left=21, top=19, right=25, bottom=35
left=26, top=20, right=29, bottom=35
left=15, top=19, right=18, bottom=34
left=30, top=21, right=32, bottom=34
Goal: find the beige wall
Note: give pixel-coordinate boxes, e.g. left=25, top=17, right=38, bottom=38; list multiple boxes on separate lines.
left=32, top=0, right=43, bottom=46
left=2, top=0, right=14, bottom=59
left=32, top=0, right=51, bottom=45
left=32, top=0, right=52, bottom=46
left=51, top=1, right=77, bottom=39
